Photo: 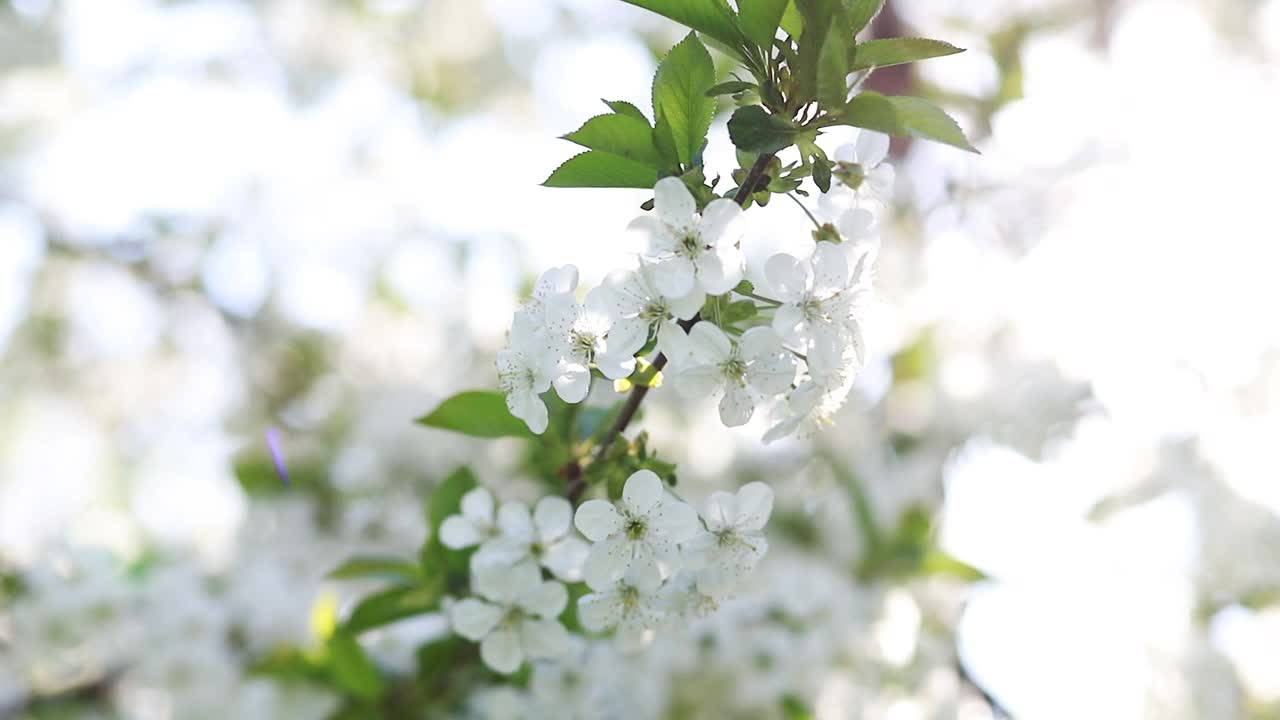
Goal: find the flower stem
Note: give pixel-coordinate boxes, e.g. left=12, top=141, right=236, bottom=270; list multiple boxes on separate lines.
left=786, top=192, right=822, bottom=229
left=566, top=153, right=777, bottom=503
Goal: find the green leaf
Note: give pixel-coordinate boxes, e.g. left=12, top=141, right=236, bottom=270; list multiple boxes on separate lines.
left=812, top=154, right=833, bottom=192
left=852, top=37, right=964, bottom=71
left=706, top=80, right=757, bottom=97
left=845, top=0, right=885, bottom=35
left=835, top=92, right=978, bottom=153
left=602, top=99, right=649, bottom=123
left=885, top=95, right=979, bottom=152
left=727, top=106, right=798, bottom=154
left=793, top=0, right=848, bottom=103
left=779, top=1, right=804, bottom=37
left=620, top=0, right=744, bottom=50
left=652, top=33, right=717, bottom=169
left=738, top=0, right=790, bottom=48
left=328, top=556, right=423, bottom=584
left=543, top=150, right=661, bottom=189
left=417, top=390, right=535, bottom=438
left=919, top=550, right=986, bottom=582
left=815, top=18, right=852, bottom=107
left=836, top=91, right=901, bottom=135
left=562, top=113, right=664, bottom=167
left=781, top=695, right=817, bottom=720
left=328, top=631, right=385, bottom=700
left=345, top=584, right=443, bottom=634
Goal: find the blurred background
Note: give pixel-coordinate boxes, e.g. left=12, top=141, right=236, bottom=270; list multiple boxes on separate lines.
left=2, top=0, right=1279, bottom=718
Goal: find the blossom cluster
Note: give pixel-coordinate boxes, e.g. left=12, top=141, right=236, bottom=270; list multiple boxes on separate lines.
left=498, top=131, right=893, bottom=442
left=440, top=471, right=773, bottom=672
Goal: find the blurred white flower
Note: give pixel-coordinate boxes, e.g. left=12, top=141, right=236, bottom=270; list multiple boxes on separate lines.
left=577, top=572, right=667, bottom=652
left=474, top=495, right=591, bottom=583
left=682, top=482, right=773, bottom=598
left=439, top=487, right=500, bottom=550
left=449, top=561, right=570, bottom=674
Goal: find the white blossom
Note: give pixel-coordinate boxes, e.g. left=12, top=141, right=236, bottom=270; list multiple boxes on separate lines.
left=449, top=561, right=570, bottom=674
left=438, top=487, right=499, bottom=550
left=544, top=289, right=627, bottom=403
left=762, top=336, right=863, bottom=443
left=666, top=323, right=797, bottom=427
left=829, top=130, right=895, bottom=206
left=596, top=261, right=703, bottom=363
left=473, top=495, right=591, bottom=583
left=682, top=482, right=773, bottom=598
left=576, top=572, right=667, bottom=652
left=765, top=242, right=872, bottom=357
left=573, top=470, right=700, bottom=592
left=497, top=312, right=556, bottom=434
left=629, top=177, right=745, bottom=299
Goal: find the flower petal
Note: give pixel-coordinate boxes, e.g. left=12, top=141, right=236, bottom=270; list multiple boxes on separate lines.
left=670, top=364, right=721, bottom=400
left=668, top=287, right=704, bottom=321
left=474, top=559, right=541, bottom=604
left=519, top=618, right=570, bottom=660
left=438, top=516, right=481, bottom=549
left=765, top=253, right=810, bottom=303
left=506, top=388, right=548, bottom=434
left=703, top=491, right=738, bottom=531
left=497, top=501, right=534, bottom=543
left=577, top=591, right=623, bottom=632
left=734, top=482, right=774, bottom=531
left=651, top=256, right=696, bottom=298
left=854, top=130, right=890, bottom=167
left=541, top=536, right=590, bottom=583
left=480, top=627, right=524, bottom=674
left=622, top=470, right=663, bottom=517
left=574, top=500, right=623, bottom=542
left=649, top=497, right=701, bottom=542
left=696, top=199, right=744, bottom=249
left=517, top=580, right=568, bottom=619
left=449, top=598, right=501, bottom=641
left=719, top=385, right=755, bottom=427
left=553, top=361, right=591, bottom=404
left=533, top=496, right=572, bottom=543
left=686, top=322, right=732, bottom=364
left=654, top=177, right=696, bottom=232
left=583, top=534, right=632, bottom=592
left=694, top=249, right=742, bottom=296
left=460, top=488, right=494, bottom=527
left=810, top=242, right=851, bottom=296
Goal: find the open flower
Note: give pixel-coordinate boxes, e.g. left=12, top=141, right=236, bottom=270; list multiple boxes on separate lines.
left=765, top=242, right=872, bottom=356
left=576, top=570, right=667, bottom=652
left=682, top=482, right=773, bottom=597
left=762, top=336, right=863, bottom=443
left=438, top=487, right=500, bottom=550
left=497, top=312, right=556, bottom=434
left=630, top=177, right=745, bottom=299
left=544, top=288, right=632, bottom=404
left=667, top=323, right=797, bottom=427
left=573, top=470, right=700, bottom=592
left=596, top=261, right=703, bottom=363
left=449, top=561, right=569, bottom=674
left=829, top=130, right=895, bottom=206
left=474, top=496, right=590, bottom=583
